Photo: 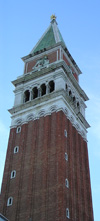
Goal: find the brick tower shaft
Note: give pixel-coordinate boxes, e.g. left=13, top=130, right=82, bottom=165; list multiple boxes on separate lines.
left=0, top=17, right=93, bottom=221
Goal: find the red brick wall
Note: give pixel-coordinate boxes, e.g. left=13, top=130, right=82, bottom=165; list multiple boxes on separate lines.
left=0, top=111, right=93, bottom=221
left=63, top=54, right=70, bottom=66
left=24, top=51, right=57, bottom=74
left=63, top=54, right=79, bottom=81
left=73, top=73, right=78, bottom=81
left=24, top=52, right=79, bottom=82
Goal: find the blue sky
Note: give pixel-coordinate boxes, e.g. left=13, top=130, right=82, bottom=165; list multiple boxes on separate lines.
left=0, top=0, right=100, bottom=220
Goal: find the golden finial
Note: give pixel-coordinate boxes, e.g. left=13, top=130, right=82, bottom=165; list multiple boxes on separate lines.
left=50, top=14, right=56, bottom=21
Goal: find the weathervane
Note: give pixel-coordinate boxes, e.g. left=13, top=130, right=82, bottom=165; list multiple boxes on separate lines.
left=50, top=14, right=56, bottom=21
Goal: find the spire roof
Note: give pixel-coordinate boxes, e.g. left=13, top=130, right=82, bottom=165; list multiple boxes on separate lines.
left=22, top=17, right=82, bottom=75
left=30, top=18, right=66, bottom=54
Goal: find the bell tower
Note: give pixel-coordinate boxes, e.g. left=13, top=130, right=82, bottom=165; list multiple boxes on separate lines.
left=0, top=16, right=93, bottom=221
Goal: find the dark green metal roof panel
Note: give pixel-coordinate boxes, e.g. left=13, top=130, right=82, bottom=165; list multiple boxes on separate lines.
left=34, top=26, right=56, bottom=53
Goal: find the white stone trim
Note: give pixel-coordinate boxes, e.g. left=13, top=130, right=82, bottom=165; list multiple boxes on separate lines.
left=57, top=50, right=58, bottom=61
left=14, top=146, right=19, bottom=154
left=66, top=208, right=70, bottom=219
left=7, top=197, right=13, bottom=206
left=65, top=152, right=68, bottom=161
left=27, top=114, right=34, bottom=121
left=14, top=63, right=85, bottom=107
left=16, top=126, right=21, bottom=133
left=65, top=178, right=69, bottom=188
left=11, top=65, right=88, bottom=142
left=52, top=21, right=60, bottom=43
left=15, top=118, right=22, bottom=126
left=11, top=170, right=16, bottom=179
left=64, top=129, right=67, bottom=137
left=0, top=214, right=8, bottom=221
left=23, top=45, right=62, bottom=64
left=60, top=47, right=62, bottom=60
left=10, top=96, right=87, bottom=142
left=16, top=67, right=81, bottom=107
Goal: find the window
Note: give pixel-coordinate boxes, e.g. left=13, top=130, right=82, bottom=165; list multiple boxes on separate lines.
left=41, top=84, right=46, bottom=96
left=16, top=126, right=21, bottom=133
left=24, top=90, right=30, bottom=102
left=14, top=146, right=19, bottom=154
left=32, top=87, right=38, bottom=99
left=65, top=152, right=68, bottom=161
left=7, top=197, right=13, bottom=206
left=66, top=208, right=70, bottom=218
left=49, top=80, right=55, bottom=93
left=11, top=170, right=16, bottom=179
left=64, top=129, right=67, bottom=137
left=65, top=178, right=69, bottom=188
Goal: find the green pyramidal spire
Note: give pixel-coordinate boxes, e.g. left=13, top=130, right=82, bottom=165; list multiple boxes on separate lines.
left=31, top=16, right=66, bottom=54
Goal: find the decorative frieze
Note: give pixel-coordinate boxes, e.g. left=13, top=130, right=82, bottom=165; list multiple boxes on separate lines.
left=10, top=102, right=87, bottom=142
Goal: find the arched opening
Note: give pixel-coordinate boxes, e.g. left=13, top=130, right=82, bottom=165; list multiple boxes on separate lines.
left=14, top=146, right=19, bottom=154
left=41, top=84, right=46, bottom=96
left=64, top=129, right=67, bottom=137
left=32, top=87, right=38, bottom=99
left=11, top=170, right=16, bottom=179
left=66, top=208, right=70, bottom=218
left=66, top=83, right=68, bottom=90
left=77, top=101, right=80, bottom=107
left=16, top=126, right=21, bottom=133
left=65, top=178, right=69, bottom=188
left=69, top=90, right=72, bottom=96
left=7, top=197, right=13, bottom=206
left=24, top=90, right=30, bottom=102
left=73, top=96, right=76, bottom=102
left=65, top=152, right=68, bottom=161
left=49, top=80, right=55, bottom=93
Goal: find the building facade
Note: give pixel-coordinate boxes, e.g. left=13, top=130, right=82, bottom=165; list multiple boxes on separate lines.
left=0, top=17, right=93, bottom=221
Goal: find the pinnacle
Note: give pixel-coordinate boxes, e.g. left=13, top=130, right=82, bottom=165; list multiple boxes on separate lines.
left=29, top=16, right=65, bottom=55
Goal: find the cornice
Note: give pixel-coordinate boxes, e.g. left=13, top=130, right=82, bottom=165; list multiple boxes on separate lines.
left=10, top=93, right=88, bottom=142
left=62, top=47, right=82, bottom=75
left=9, top=89, right=89, bottom=136
left=62, top=48, right=81, bottom=76
left=21, top=42, right=62, bottom=62
left=12, top=60, right=88, bottom=101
